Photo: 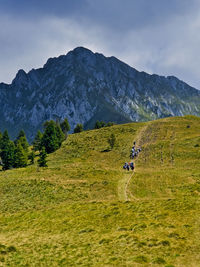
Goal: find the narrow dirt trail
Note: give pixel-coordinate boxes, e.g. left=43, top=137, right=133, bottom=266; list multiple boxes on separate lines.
left=119, top=123, right=151, bottom=202
left=124, top=172, right=134, bottom=201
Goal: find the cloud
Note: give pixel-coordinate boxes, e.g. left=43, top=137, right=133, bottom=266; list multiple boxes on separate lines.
left=0, top=0, right=200, bottom=89
left=0, top=14, right=108, bottom=83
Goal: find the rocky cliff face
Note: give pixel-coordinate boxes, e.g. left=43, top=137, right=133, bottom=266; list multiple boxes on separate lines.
left=0, top=47, right=200, bottom=141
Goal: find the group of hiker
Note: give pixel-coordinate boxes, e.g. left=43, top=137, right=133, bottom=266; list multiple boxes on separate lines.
left=123, top=141, right=142, bottom=171
left=130, top=141, right=142, bottom=159
left=123, top=161, right=134, bottom=171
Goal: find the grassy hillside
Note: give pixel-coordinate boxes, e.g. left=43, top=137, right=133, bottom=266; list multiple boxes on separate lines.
left=0, top=116, right=200, bottom=266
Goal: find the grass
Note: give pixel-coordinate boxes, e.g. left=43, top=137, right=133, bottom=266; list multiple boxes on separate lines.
left=0, top=115, right=200, bottom=266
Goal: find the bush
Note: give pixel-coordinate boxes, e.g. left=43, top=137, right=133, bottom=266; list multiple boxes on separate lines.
left=74, top=124, right=83, bottom=133
left=105, top=122, right=114, bottom=127
left=134, top=255, right=148, bottom=263
left=94, top=121, right=114, bottom=129
left=107, top=133, right=116, bottom=149
left=153, top=257, right=166, bottom=264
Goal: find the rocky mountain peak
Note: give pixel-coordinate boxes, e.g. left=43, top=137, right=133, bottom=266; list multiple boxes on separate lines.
left=0, top=47, right=200, bottom=141
left=12, top=69, right=28, bottom=85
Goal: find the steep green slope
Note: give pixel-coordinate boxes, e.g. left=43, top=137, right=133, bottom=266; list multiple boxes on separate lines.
left=0, top=116, right=200, bottom=266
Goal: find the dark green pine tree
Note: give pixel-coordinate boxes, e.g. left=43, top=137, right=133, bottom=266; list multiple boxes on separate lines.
left=14, top=142, right=28, bottom=168
left=74, top=123, right=83, bottom=133
left=32, top=130, right=43, bottom=151
left=28, top=151, right=35, bottom=165
left=56, top=124, right=65, bottom=147
left=0, top=130, right=15, bottom=170
left=0, top=130, right=9, bottom=149
left=41, top=120, right=63, bottom=153
left=60, top=118, right=70, bottom=138
left=15, top=130, right=29, bottom=153
left=94, top=121, right=107, bottom=129
left=94, top=120, right=101, bottom=129
left=38, top=147, right=47, bottom=167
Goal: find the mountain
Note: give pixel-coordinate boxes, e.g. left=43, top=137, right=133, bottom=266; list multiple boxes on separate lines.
left=0, top=46, right=200, bottom=140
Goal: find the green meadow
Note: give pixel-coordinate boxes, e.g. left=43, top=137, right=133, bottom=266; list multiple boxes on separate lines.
left=0, top=115, right=200, bottom=266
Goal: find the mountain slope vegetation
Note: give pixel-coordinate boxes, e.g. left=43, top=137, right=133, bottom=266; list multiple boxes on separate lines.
left=0, top=116, right=200, bottom=266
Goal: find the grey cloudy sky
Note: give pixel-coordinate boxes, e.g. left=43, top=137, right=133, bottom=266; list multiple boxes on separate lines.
left=1, top=0, right=200, bottom=89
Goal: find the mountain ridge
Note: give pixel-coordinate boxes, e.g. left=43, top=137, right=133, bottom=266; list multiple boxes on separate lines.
left=0, top=46, right=200, bottom=141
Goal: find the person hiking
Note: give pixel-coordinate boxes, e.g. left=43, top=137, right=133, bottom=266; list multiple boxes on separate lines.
left=123, top=162, right=129, bottom=169
left=129, top=162, right=134, bottom=171
left=127, top=164, right=130, bottom=171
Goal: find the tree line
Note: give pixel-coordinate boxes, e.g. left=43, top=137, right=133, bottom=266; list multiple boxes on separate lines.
left=0, top=118, right=72, bottom=170
left=0, top=119, right=115, bottom=170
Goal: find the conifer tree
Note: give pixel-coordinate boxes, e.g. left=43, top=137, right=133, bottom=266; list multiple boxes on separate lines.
left=33, top=130, right=43, bottom=151
left=0, top=130, right=15, bottom=170
left=15, top=130, right=29, bottom=153
left=94, top=121, right=106, bottom=129
left=74, top=123, right=83, bottom=133
left=41, top=120, right=63, bottom=153
left=17, top=130, right=26, bottom=139
left=94, top=121, right=101, bottom=129
left=41, top=121, right=58, bottom=153
left=60, top=118, right=70, bottom=138
left=14, top=142, right=28, bottom=168
left=28, top=151, right=35, bottom=165
left=55, top=124, right=65, bottom=147
left=1, top=130, right=9, bottom=149
left=38, top=147, right=47, bottom=167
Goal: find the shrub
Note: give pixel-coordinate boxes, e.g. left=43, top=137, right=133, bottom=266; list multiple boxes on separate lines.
left=74, top=124, right=83, bottom=133
left=94, top=121, right=114, bottom=129
left=134, top=255, right=148, bottom=263
left=153, top=257, right=166, bottom=264
left=107, top=133, right=116, bottom=149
